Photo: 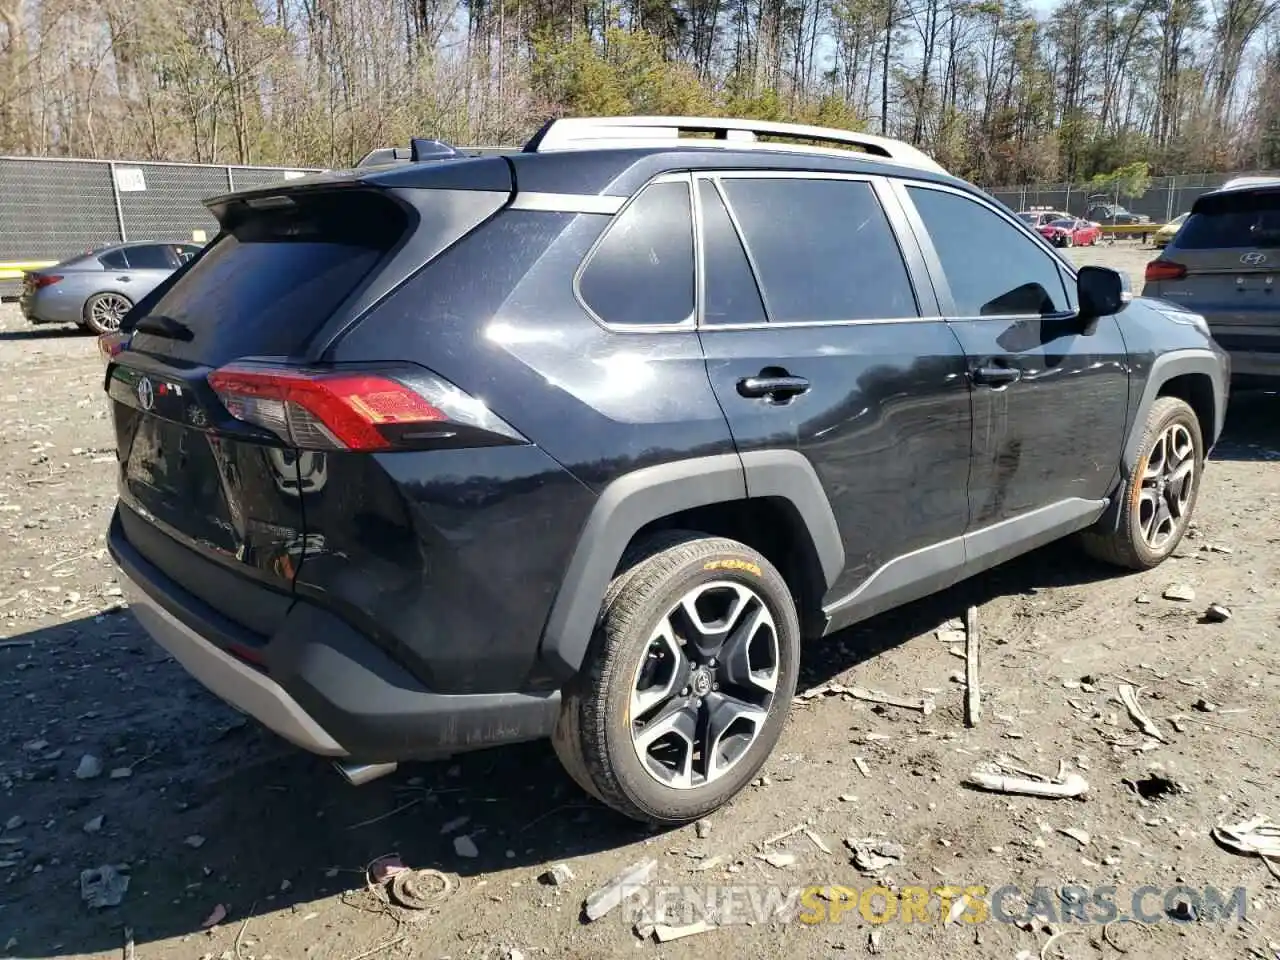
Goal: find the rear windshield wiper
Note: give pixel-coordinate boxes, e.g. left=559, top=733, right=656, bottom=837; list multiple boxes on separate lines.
left=130, top=314, right=194, bottom=341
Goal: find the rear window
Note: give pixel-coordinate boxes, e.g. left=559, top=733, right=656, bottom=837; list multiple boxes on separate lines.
left=130, top=191, right=408, bottom=361
left=1179, top=190, right=1280, bottom=249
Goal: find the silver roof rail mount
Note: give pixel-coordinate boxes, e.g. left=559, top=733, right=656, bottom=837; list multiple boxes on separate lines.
left=523, top=116, right=947, bottom=174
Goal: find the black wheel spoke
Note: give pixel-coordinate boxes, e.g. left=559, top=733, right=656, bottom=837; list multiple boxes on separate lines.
left=632, top=696, right=700, bottom=788
left=696, top=690, right=768, bottom=783
left=717, top=597, right=779, bottom=703
left=630, top=622, right=691, bottom=722
left=668, top=582, right=753, bottom=661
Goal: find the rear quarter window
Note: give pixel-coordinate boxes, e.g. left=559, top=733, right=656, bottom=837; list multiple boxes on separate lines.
left=577, top=180, right=695, bottom=327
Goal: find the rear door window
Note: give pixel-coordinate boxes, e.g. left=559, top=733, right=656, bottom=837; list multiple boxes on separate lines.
left=577, top=180, right=695, bottom=326
left=127, top=244, right=177, bottom=269
left=718, top=176, right=918, bottom=322
left=129, top=189, right=409, bottom=363
left=908, top=186, right=1070, bottom=317
left=1178, top=190, right=1280, bottom=249
left=99, top=250, right=129, bottom=270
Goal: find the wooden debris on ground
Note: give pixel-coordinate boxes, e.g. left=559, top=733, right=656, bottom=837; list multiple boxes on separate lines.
left=964, top=759, right=1089, bottom=799
left=964, top=605, right=981, bottom=727
left=1212, top=815, right=1280, bottom=878
left=1117, top=684, right=1167, bottom=742
left=584, top=859, right=657, bottom=922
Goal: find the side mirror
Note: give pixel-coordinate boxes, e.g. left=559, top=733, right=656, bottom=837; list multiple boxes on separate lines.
left=1077, top=265, right=1131, bottom=320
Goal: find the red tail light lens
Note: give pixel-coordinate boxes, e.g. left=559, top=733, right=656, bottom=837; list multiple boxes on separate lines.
left=1145, top=260, right=1186, bottom=282
left=32, top=274, right=62, bottom=288
left=207, top=363, right=524, bottom=452
left=98, top=331, right=131, bottom=362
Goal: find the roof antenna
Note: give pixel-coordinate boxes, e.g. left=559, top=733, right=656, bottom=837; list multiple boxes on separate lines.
left=410, top=138, right=460, bottom=162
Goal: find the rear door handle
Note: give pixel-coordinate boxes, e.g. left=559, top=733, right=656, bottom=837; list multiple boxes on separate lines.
left=737, top=375, right=810, bottom=401
left=116, top=275, right=132, bottom=282
left=971, top=365, right=1022, bottom=386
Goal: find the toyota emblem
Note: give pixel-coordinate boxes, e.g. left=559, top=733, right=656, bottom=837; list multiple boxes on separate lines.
left=1240, top=252, right=1268, bottom=266
left=136, top=376, right=155, bottom=411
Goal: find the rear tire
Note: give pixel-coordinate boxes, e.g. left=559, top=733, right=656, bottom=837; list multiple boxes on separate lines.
left=552, top=532, right=800, bottom=825
left=1080, top=397, right=1204, bottom=570
left=83, top=292, right=133, bottom=335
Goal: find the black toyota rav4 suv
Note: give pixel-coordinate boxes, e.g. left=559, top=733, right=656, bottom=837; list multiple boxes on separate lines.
left=103, top=116, right=1229, bottom=825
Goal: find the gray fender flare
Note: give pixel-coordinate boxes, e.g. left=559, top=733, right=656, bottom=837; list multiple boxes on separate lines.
left=539, top=450, right=844, bottom=679
left=1123, top=348, right=1227, bottom=472
left=1096, top=348, right=1227, bottom=536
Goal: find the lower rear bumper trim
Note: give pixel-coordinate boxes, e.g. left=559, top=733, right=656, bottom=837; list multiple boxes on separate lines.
left=120, top=569, right=349, bottom=757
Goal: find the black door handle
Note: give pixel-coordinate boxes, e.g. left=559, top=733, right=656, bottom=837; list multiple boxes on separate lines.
left=737, top=374, right=810, bottom=400
left=116, top=276, right=132, bottom=282
left=971, top=365, right=1022, bottom=386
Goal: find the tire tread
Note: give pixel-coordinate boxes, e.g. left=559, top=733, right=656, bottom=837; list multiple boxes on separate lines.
left=553, top=532, right=798, bottom=824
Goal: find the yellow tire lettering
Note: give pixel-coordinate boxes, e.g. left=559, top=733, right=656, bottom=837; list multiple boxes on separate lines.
left=703, top=558, right=762, bottom=577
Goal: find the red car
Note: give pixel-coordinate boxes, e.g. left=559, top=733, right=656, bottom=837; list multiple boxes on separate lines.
left=1038, top=217, right=1101, bottom=248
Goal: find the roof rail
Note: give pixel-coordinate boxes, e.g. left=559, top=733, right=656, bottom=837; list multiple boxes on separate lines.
left=1217, top=175, right=1280, bottom=192
left=522, top=115, right=947, bottom=174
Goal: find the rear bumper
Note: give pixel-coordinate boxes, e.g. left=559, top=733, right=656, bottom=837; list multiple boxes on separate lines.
left=20, top=289, right=79, bottom=325
left=108, top=507, right=560, bottom=761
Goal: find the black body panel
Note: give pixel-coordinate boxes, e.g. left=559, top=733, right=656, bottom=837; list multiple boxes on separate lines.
left=104, top=133, right=1232, bottom=765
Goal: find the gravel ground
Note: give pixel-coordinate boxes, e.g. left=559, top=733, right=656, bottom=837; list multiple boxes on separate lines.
left=1, top=242, right=1278, bottom=960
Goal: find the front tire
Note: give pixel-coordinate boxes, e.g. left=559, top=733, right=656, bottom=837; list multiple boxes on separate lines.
left=1080, top=397, right=1204, bottom=570
left=552, top=533, right=800, bottom=824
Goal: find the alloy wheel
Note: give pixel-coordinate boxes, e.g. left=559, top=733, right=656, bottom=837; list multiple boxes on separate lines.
left=91, top=294, right=131, bottom=331
left=628, top=581, right=779, bottom=790
left=1137, top=422, right=1196, bottom=550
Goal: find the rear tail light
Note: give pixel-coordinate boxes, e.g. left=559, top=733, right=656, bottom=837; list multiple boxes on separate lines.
left=30, top=274, right=62, bottom=288
left=1145, top=260, right=1187, bottom=282
left=207, top=362, right=525, bottom=452
left=98, top=331, right=131, bottom=362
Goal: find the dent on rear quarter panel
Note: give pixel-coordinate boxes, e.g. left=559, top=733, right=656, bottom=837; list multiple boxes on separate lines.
left=290, top=443, right=596, bottom=695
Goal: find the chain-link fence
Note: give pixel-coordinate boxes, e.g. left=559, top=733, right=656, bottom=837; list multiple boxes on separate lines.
left=984, top=171, right=1280, bottom=223
left=0, top=156, right=322, bottom=265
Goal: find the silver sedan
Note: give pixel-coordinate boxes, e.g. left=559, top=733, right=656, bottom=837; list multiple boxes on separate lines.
left=19, top=241, right=203, bottom=334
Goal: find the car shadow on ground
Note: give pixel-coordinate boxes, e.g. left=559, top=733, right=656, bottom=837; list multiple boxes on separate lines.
left=1210, top=388, right=1279, bottom=462
left=5, top=545, right=1140, bottom=955
left=0, top=325, right=85, bottom=342
left=7, top=392, right=1275, bottom=954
